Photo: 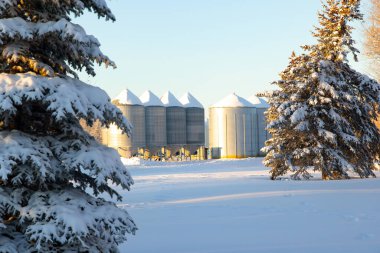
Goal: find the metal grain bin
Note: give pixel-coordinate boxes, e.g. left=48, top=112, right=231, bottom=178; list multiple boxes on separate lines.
left=161, top=91, right=186, bottom=159
left=107, top=123, right=130, bottom=157
left=107, top=89, right=145, bottom=158
left=248, top=95, right=270, bottom=156
left=209, top=93, right=255, bottom=159
left=179, top=92, right=206, bottom=160
left=205, top=118, right=209, bottom=148
left=140, top=90, right=167, bottom=158
left=179, top=92, right=205, bottom=145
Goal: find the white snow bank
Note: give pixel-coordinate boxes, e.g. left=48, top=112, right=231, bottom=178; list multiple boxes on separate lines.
left=121, top=157, right=142, bottom=166
left=118, top=158, right=380, bottom=253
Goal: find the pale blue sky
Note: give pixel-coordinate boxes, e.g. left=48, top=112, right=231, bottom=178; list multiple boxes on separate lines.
left=77, top=0, right=372, bottom=107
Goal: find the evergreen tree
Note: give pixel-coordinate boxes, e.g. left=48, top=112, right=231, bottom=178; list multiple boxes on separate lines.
left=264, top=0, right=380, bottom=180
left=0, top=1, right=137, bottom=252
left=364, top=0, right=380, bottom=80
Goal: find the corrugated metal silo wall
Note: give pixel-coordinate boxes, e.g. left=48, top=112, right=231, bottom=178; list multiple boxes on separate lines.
left=166, top=107, right=187, bottom=146
left=205, top=118, right=209, bottom=148
left=257, top=108, right=269, bottom=155
left=117, top=104, right=146, bottom=149
left=209, top=107, right=254, bottom=159
left=208, top=108, right=218, bottom=158
left=145, top=106, right=167, bottom=153
left=107, top=123, right=133, bottom=157
left=251, top=109, right=259, bottom=156
left=105, top=104, right=146, bottom=158
left=186, top=108, right=205, bottom=145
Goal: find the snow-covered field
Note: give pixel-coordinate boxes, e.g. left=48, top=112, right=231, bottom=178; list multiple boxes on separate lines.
left=118, top=158, right=380, bottom=253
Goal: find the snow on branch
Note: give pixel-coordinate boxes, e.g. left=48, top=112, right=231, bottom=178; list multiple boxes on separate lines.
left=0, top=187, right=136, bottom=253
left=0, top=187, right=20, bottom=228
left=0, top=130, right=133, bottom=198
left=0, top=73, right=131, bottom=133
left=0, top=130, right=54, bottom=185
left=23, top=188, right=136, bottom=251
left=290, top=104, right=308, bottom=124
left=0, top=0, right=115, bottom=21
left=0, top=0, right=14, bottom=12
left=55, top=134, right=135, bottom=196
left=0, top=17, right=115, bottom=71
left=0, top=226, right=29, bottom=253
left=0, top=17, right=98, bottom=46
left=45, top=0, right=115, bottom=20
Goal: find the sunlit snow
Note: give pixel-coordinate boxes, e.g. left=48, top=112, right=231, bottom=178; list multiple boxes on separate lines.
left=118, top=158, right=380, bottom=253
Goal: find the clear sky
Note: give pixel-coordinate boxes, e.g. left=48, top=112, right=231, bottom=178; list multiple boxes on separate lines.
left=77, top=0, right=373, bottom=108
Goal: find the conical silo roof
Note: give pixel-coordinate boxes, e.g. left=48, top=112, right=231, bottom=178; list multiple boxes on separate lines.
left=160, top=91, right=183, bottom=107
left=113, top=89, right=142, bottom=105
left=139, top=90, right=164, bottom=106
left=179, top=92, right=204, bottom=108
left=211, top=93, right=254, bottom=108
left=248, top=94, right=270, bottom=108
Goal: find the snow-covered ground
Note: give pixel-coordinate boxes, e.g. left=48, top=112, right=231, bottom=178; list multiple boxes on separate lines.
left=118, top=158, right=380, bottom=253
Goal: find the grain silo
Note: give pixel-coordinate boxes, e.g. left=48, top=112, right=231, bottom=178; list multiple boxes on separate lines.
left=179, top=92, right=205, bottom=160
left=161, top=91, right=187, bottom=160
left=209, top=93, right=255, bottom=159
left=140, top=90, right=167, bottom=159
left=106, top=89, right=146, bottom=158
left=248, top=95, right=270, bottom=156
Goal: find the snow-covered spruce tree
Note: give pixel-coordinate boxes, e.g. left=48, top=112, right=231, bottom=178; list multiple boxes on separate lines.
left=364, top=0, right=380, bottom=81
left=263, top=0, right=380, bottom=180
left=0, top=1, right=137, bottom=252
